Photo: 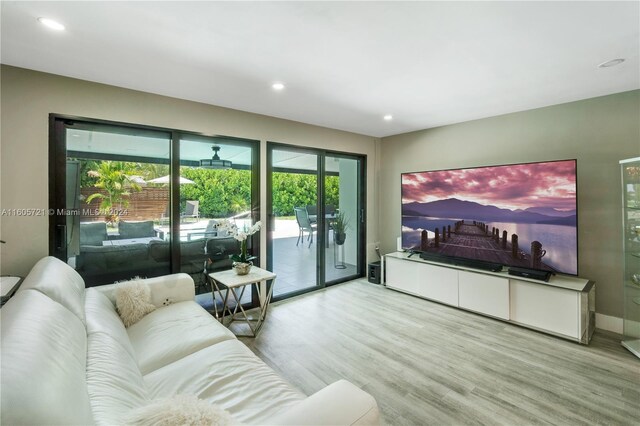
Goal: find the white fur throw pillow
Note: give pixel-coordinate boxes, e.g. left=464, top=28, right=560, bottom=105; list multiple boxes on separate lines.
left=125, top=394, right=237, bottom=426
left=115, top=280, right=156, bottom=327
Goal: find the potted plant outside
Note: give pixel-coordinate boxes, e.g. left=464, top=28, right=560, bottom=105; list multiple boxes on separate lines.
left=333, top=212, right=349, bottom=245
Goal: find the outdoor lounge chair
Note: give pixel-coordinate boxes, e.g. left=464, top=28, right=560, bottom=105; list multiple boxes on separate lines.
left=159, top=204, right=170, bottom=225
left=187, top=219, right=230, bottom=241
left=181, top=200, right=200, bottom=223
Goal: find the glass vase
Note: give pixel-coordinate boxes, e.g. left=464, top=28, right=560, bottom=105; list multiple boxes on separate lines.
left=232, top=261, right=252, bottom=275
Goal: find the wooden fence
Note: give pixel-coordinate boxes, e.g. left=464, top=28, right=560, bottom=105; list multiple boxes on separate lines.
left=80, top=187, right=169, bottom=222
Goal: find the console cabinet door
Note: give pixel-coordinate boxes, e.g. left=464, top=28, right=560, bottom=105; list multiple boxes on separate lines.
left=510, top=279, right=579, bottom=339
left=417, top=263, right=458, bottom=306
left=459, top=271, right=509, bottom=320
left=385, top=257, right=421, bottom=295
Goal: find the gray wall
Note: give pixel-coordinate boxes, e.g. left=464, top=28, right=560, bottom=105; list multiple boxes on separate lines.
left=3, top=63, right=637, bottom=318
left=379, top=90, right=640, bottom=318
left=0, top=65, right=379, bottom=277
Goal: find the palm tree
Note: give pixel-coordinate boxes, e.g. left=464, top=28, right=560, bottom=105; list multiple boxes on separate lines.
left=86, top=161, right=142, bottom=223
left=138, top=163, right=170, bottom=180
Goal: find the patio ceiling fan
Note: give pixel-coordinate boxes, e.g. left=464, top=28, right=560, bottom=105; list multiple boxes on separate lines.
left=200, top=145, right=232, bottom=169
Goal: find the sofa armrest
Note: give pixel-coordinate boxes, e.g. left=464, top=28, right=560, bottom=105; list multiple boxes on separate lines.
left=94, top=273, right=195, bottom=308
left=268, top=380, right=379, bottom=425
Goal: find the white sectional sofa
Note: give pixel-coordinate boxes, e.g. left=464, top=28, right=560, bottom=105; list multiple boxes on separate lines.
left=1, top=257, right=379, bottom=425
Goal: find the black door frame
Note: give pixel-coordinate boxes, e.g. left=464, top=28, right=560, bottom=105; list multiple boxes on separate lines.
left=266, top=142, right=367, bottom=302
left=48, top=114, right=261, bottom=306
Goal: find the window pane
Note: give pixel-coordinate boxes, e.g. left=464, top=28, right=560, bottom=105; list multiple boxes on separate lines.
left=325, top=156, right=359, bottom=281
left=66, top=127, right=171, bottom=286
left=270, top=149, right=319, bottom=298
left=179, top=137, right=255, bottom=308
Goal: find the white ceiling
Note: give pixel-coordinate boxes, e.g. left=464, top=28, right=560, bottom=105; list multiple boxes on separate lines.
left=2, top=1, right=638, bottom=138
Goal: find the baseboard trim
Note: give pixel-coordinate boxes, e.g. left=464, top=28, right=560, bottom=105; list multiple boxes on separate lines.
left=596, top=313, right=623, bottom=334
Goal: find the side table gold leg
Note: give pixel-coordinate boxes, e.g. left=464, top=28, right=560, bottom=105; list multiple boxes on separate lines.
left=228, top=285, right=246, bottom=323
left=227, top=285, right=257, bottom=336
left=209, top=276, right=222, bottom=322
left=208, top=269, right=276, bottom=338
left=255, top=278, right=275, bottom=333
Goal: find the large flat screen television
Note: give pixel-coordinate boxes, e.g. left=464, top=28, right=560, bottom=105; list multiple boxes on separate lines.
left=401, top=159, right=578, bottom=275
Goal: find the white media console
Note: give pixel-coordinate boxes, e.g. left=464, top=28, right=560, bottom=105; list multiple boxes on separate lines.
left=383, top=252, right=595, bottom=344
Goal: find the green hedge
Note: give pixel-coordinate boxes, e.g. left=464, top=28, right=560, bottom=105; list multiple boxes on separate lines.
left=180, top=168, right=252, bottom=217
left=80, top=160, right=340, bottom=219
left=180, top=168, right=339, bottom=218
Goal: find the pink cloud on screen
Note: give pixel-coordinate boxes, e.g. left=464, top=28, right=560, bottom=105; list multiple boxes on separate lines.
left=402, top=160, right=576, bottom=211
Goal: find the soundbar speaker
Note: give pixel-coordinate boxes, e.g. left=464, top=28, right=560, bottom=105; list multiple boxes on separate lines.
left=508, top=267, right=552, bottom=282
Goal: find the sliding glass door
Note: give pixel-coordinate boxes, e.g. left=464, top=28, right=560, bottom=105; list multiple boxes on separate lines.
left=268, top=147, right=319, bottom=297
left=51, top=120, right=173, bottom=285
left=178, top=135, right=258, bottom=305
left=267, top=143, right=365, bottom=300
left=49, top=116, right=259, bottom=309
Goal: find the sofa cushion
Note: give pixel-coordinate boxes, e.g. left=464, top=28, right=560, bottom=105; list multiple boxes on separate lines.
left=85, top=288, right=152, bottom=425
left=206, top=237, right=239, bottom=272
left=206, top=237, right=239, bottom=261
left=180, top=239, right=207, bottom=274
left=87, top=332, right=149, bottom=425
left=85, top=288, right=138, bottom=360
left=148, top=239, right=170, bottom=262
left=119, top=220, right=155, bottom=239
left=92, top=273, right=196, bottom=309
left=80, top=221, right=108, bottom=246
left=182, top=239, right=206, bottom=257
left=18, top=256, right=87, bottom=324
left=1, top=290, right=94, bottom=425
left=149, top=240, right=207, bottom=274
left=127, top=301, right=236, bottom=375
left=144, top=340, right=305, bottom=424
left=79, top=244, right=149, bottom=272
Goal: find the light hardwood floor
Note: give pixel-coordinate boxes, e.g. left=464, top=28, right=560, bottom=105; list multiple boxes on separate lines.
left=240, top=279, right=640, bottom=425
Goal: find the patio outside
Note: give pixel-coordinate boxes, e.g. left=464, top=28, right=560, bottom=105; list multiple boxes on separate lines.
left=70, top=159, right=358, bottom=305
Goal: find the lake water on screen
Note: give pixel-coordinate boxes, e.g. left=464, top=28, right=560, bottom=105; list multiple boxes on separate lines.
left=402, top=217, right=577, bottom=275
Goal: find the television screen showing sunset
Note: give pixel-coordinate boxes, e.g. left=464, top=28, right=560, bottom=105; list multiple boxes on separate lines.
left=401, top=160, right=578, bottom=275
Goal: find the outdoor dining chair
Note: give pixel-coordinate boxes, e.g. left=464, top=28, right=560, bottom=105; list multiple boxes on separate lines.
left=294, top=207, right=317, bottom=248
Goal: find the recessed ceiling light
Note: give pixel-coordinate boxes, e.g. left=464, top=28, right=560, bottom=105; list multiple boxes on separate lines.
left=37, top=17, right=65, bottom=31
left=598, top=58, right=625, bottom=68
left=272, top=82, right=285, bottom=91
left=383, top=115, right=393, bottom=121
